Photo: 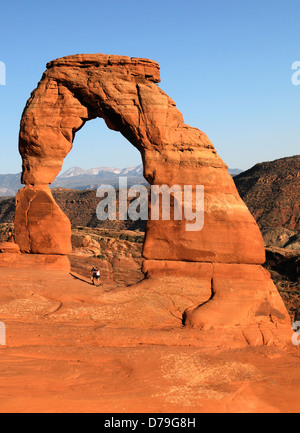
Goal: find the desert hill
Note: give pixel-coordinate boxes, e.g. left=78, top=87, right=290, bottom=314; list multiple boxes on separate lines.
left=234, top=155, right=300, bottom=231
left=0, top=196, right=15, bottom=223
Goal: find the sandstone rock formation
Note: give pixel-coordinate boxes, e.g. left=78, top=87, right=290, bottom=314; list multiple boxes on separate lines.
left=15, top=185, right=71, bottom=254
left=14, top=53, right=291, bottom=342
left=0, top=242, right=20, bottom=254
left=0, top=264, right=298, bottom=413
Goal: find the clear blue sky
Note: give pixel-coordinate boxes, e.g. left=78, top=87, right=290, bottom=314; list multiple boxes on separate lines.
left=0, top=0, right=299, bottom=174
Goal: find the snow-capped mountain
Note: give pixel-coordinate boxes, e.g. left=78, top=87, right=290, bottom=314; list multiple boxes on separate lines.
left=59, top=164, right=143, bottom=178
left=0, top=164, right=241, bottom=196
left=51, top=164, right=145, bottom=190
left=0, top=165, right=145, bottom=196
left=119, top=165, right=144, bottom=176
left=60, top=166, right=123, bottom=178
left=0, top=174, right=22, bottom=197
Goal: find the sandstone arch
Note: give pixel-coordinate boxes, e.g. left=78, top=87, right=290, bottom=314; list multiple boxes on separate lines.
left=14, top=54, right=290, bottom=340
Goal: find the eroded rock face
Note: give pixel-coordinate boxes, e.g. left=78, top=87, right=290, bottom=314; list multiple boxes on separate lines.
left=15, top=53, right=291, bottom=339
left=15, top=185, right=71, bottom=254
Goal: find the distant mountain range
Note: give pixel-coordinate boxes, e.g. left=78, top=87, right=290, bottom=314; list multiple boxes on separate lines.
left=58, top=165, right=144, bottom=178
left=0, top=174, right=23, bottom=197
left=51, top=164, right=146, bottom=191
left=0, top=164, right=242, bottom=196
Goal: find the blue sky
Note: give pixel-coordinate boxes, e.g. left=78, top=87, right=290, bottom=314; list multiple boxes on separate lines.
left=0, top=0, right=299, bottom=174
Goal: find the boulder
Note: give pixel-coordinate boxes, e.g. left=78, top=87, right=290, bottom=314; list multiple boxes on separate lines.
left=0, top=242, right=20, bottom=254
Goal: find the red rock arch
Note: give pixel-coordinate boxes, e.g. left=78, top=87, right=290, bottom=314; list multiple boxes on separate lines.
left=16, top=54, right=264, bottom=262
left=14, top=54, right=290, bottom=338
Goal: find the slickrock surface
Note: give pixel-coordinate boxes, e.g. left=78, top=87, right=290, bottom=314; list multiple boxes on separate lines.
left=0, top=262, right=299, bottom=413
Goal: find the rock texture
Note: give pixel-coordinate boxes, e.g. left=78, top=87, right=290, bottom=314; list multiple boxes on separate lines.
left=0, top=253, right=70, bottom=272
left=0, top=264, right=299, bottom=413
left=14, top=185, right=71, bottom=254
left=0, top=242, right=20, bottom=254
left=14, top=53, right=291, bottom=339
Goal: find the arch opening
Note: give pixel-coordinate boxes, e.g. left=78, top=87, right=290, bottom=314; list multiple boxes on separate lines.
left=52, top=116, right=148, bottom=235
left=62, top=117, right=143, bottom=174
